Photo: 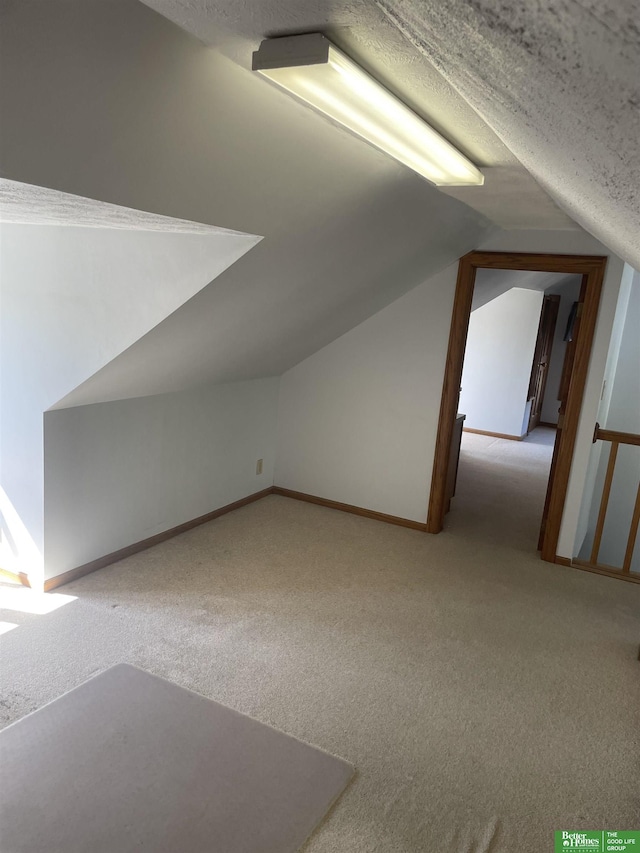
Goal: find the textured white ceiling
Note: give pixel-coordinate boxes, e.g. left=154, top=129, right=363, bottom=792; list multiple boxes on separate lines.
left=142, top=0, right=640, bottom=263
left=142, top=0, right=580, bottom=232
left=375, top=0, right=640, bottom=269
left=0, top=179, right=251, bottom=236
left=2, top=0, right=634, bottom=409
left=0, top=0, right=496, bottom=405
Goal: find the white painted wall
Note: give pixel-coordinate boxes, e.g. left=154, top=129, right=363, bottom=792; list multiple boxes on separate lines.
left=43, top=378, right=279, bottom=581
left=0, top=222, right=256, bottom=581
left=276, top=264, right=458, bottom=523
left=576, top=269, right=640, bottom=571
left=603, top=273, right=640, bottom=433
left=0, top=0, right=485, bottom=584
left=276, top=230, right=626, bottom=557
left=539, top=276, right=582, bottom=424
left=459, top=288, right=543, bottom=437
left=2, top=0, right=627, bottom=581
left=572, top=266, right=634, bottom=555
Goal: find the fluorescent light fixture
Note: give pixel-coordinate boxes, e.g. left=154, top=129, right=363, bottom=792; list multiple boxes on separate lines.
left=252, top=33, right=484, bottom=187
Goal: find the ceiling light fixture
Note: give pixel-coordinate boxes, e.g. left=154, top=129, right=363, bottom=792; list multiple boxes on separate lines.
left=252, top=33, right=484, bottom=187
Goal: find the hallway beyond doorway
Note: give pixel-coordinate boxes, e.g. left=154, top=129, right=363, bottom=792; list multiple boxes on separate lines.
left=448, top=427, right=556, bottom=555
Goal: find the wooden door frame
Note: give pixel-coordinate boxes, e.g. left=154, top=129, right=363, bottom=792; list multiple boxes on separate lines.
left=426, top=251, right=607, bottom=563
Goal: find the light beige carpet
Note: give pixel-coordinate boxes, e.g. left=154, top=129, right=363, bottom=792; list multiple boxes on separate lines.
left=0, top=663, right=353, bottom=853
left=1, top=428, right=639, bottom=852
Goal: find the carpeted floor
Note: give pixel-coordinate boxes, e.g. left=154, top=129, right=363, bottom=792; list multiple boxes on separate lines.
left=1, top=663, right=354, bottom=853
left=1, top=428, right=639, bottom=852
left=455, top=427, right=557, bottom=555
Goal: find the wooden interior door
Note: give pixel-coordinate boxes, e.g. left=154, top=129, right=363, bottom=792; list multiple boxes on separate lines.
left=527, top=295, right=560, bottom=433
left=537, top=278, right=587, bottom=549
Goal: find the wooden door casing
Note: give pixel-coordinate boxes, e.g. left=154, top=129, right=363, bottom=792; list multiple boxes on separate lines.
left=428, top=256, right=605, bottom=568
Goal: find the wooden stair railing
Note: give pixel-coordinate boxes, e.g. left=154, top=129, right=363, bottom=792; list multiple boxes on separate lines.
left=581, top=425, right=640, bottom=576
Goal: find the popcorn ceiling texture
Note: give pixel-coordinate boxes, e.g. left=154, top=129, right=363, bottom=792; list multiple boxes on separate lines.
left=0, top=178, right=251, bottom=236
left=142, top=0, right=578, bottom=231
left=143, top=0, right=639, bottom=253
left=376, top=0, right=640, bottom=268
left=142, top=0, right=519, bottom=166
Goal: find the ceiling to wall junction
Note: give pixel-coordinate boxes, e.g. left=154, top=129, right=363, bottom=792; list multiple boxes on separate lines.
left=0, top=190, right=260, bottom=412
left=471, top=270, right=582, bottom=313
left=0, top=0, right=498, bottom=406
left=164, top=0, right=638, bottom=263
left=142, top=0, right=639, bottom=267
left=2, top=0, right=636, bottom=408
left=141, top=0, right=581, bottom=234
left=0, top=179, right=253, bottom=236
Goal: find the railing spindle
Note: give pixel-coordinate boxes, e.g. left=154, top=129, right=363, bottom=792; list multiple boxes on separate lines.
left=622, top=482, right=640, bottom=574
left=590, top=441, right=619, bottom=565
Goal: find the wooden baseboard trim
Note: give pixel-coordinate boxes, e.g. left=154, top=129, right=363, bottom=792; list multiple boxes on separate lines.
left=463, top=427, right=525, bottom=441
left=571, top=558, right=640, bottom=584
left=537, top=421, right=558, bottom=429
left=272, top=487, right=426, bottom=531
left=43, top=488, right=275, bottom=592
left=0, top=568, right=31, bottom=588
left=556, top=555, right=639, bottom=584
left=555, top=555, right=639, bottom=583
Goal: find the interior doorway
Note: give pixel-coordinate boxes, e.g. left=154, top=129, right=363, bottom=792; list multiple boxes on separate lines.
left=449, top=270, right=578, bottom=552
left=527, top=294, right=560, bottom=433
left=427, top=251, right=607, bottom=564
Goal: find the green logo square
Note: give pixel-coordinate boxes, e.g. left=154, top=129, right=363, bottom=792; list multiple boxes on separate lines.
left=555, top=831, right=640, bottom=852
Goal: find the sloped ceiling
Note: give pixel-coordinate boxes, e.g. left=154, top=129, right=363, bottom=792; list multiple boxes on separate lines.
left=375, top=0, right=640, bottom=270
left=143, top=0, right=639, bottom=268
left=0, top=179, right=254, bottom=237
left=0, top=192, right=259, bottom=548
left=2, top=0, right=635, bottom=407
left=471, top=270, right=581, bottom=313
left=0, top=0, right=495, bottom=406
left=55, top=177, right=486, bottom=406
left=0, top=191, right=259, bottom=413
left=141, top=0, right=579, bottom=233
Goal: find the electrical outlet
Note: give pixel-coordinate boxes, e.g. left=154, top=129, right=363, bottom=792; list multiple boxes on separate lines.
left=256, top=458, right=263, bottom=475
